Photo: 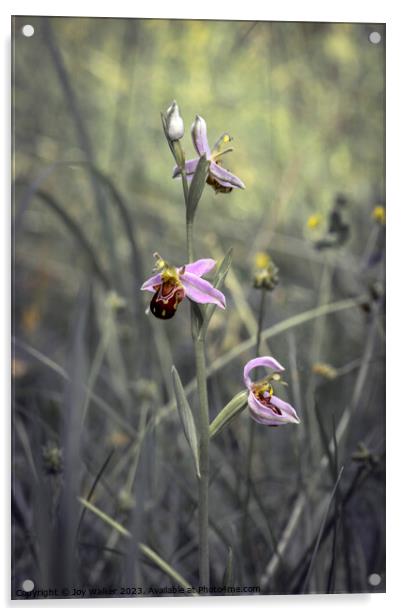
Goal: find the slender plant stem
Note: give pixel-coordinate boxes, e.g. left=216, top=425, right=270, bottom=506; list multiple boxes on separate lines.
left=183, top=172, right=210, bottom=588
left=187, top=220, right=194, bottom=263
left=194, top=335, right=210, bottom=588
left=241, top=288, right=267, bottom=549
left=181, top=170, right=190, bottom=208
left=181, top=169, right=194, bottom=261
left=256, top=289, right=267, bottom=356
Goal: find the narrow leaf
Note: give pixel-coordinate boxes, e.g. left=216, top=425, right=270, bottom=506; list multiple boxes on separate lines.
left=78, top=497, right=197, bottom=594
left=78, top=497, right=131, bottom=537
left=209, top=390, right=249, bottom=439
left=187, top=155, right=210, bottom=222
left=301, top=466, right=344, bottom=593
left=76, top=449, right=115, bottom=545
left=200, top=247, right=233, bottom=338
left=222, top=546, right=234, bottom=590
left=171, top=366, right=201, bottom=478
left=191, top=301, right=205, bottom=340
left=139, top=543, right=199, bottom=595
left=313, top=395, right=337, bottom=482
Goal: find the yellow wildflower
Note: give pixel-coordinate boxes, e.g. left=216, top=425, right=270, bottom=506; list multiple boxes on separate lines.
left=306, top=214, right=323, bottom=230
left=254, top=252, right=270, bottom=269
left=372, top=205, right=385, bottom=225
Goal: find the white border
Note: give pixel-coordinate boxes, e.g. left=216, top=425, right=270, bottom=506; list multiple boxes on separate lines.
left=2, top=1, right=402, bottom=614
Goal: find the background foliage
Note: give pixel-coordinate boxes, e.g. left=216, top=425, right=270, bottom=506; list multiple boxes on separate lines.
left=12, top=16, right=385, bottom=597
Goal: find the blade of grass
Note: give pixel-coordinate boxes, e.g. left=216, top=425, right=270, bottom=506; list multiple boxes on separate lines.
left=76, top=449, right=115, bottom=547
left=78, top=497, right=131, bottom=537
left=14, top=337, right=136, bottom=437
left=313, top=396, right=337, bottom=482
left=172, top=366, right=201, bottom=479
left=326, top=413, right=340, bottom=593
left=78, top=498, right=198, bottom=594
left=187, top=155, right=210, bottom=223
left=222, top=546, right=234, bottom=589
left=301, top=466, right=344, bottom=594
left=15, top=183, right=110, bottom=289
left=200, top=247, right=233, bottom=338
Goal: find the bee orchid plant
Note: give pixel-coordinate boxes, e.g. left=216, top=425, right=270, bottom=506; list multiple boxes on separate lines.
left=141, top=101, right=299, bottom=590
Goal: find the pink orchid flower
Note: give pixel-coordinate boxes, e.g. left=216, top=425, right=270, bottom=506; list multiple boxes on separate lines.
left=243, top=357, right=300, bottom=426
left=141, top=253, right=226, bottom=320
left=172, top=115, right=245, bottom=193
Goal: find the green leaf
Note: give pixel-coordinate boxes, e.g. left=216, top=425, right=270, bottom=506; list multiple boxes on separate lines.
left=222, top=546, right=234, bottom=590
left=171, top=366, right=201, bottom=478
left=191, top=301, right=205, bottom=340
left=78, top=497, right=131, bottom=537
left=200, top=247, right=233, bottom=338
left=78, top=497, right=198, bottom=595
left=186, top=155, right=210, bottom=222
left=209, top=390, right=249, bottom=439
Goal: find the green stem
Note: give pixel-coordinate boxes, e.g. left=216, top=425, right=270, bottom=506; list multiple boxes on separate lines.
left=182, top=168, right=194, bottom=262
left=186, top=219, right=194, bottom=263
left=241, top=288, right=267, bottom=548
left=194, top=335, right=210, bottom=588
left=184, top=173, right=209, bottom=588
left=256, top=288, right=267, bottom=355
left=181, top=169, right=190, bottom=207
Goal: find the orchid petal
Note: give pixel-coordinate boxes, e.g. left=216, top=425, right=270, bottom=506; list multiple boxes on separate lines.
left=182, top=258, right=216, bottom=277
left=210, top=161, right=245, bottom=189
left=243, top=356, right=285, bottom=388
left=172, top=158, right=200, bottom=179
left=247, top=392, right=300, bottom=426
left=191, top=115, right=211, bottom=157
left=269, top=395, right=300, bottom=424
left=141, top=273, right=162, bottom=292
left=180, top=271, right=226, bottom=309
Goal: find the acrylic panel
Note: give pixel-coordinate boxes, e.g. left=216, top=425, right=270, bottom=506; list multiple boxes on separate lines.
left=12, top=16, right=385, bottom=600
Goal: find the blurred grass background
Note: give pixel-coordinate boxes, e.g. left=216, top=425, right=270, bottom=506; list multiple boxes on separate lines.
left=12, top=16, right=385, bottom=597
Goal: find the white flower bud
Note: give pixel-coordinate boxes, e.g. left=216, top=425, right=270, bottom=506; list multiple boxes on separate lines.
left=166, top=100, right=184, bottom=141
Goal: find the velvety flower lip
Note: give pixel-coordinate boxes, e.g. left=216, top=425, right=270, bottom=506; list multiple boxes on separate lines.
left=243, top=356, right=300, bottom=426
left=172, top=115, right=245, bottom=191
left=141, top=255, right=226, bottom=317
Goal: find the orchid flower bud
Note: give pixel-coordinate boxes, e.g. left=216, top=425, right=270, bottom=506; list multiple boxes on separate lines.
left=166, top=100, right=184, bottom=141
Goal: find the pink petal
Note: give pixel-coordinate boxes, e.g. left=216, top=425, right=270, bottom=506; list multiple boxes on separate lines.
left=172, top=158, right=200, bottom=179
left=210, top=161, right=245, bottom=189
left=180, top=271, right=225, bottom=309
left=141, top=273, right=162, bottom=292
left=243, top=356, right=285, bottom=388
left=183, top=258, right=216, bottom=277
left=248, top=392, right=300, bottom=426
left=269, top=395, right=300, bottom=424
left=191, top=115, right=211, bottom=157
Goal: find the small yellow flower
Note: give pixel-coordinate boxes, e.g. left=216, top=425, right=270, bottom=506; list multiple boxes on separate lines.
left=306, top=214, right=323, bottom=230
left=372, top=205, right=385, bottom=225
left=254, top=252, right=270, bottom=269
left=253, top=252, right=279, bottom=291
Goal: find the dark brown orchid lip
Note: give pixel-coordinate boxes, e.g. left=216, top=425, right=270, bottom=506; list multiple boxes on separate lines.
left=206, top=173, right=233, bottom=194
left=150, top=281, right=185, bottom=320
left=252, top=384, right=283, bottom=416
